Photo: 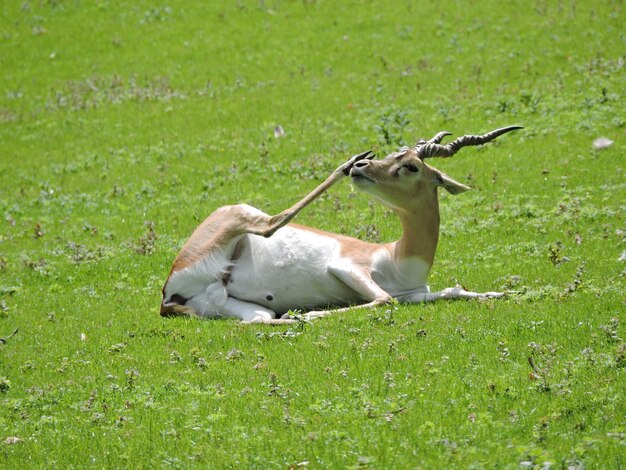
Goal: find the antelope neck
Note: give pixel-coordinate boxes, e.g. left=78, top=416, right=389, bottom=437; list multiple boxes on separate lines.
left=393, top=192, right=440, bottom=266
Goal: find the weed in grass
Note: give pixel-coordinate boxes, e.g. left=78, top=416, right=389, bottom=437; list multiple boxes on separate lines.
left=108, top=342, right=127, bottom=353
left=562, top=263, right=586, bottom=299
left=125, top=369, right=139, bottom=390
left=548, top=241, right=569, bottom=266
left=614, top=343, right=626, bottom=369
left=528, top=342, right=560, bottom=393
left=0, top=377, right=11, bottom=393
left=600, top=317, right=622, bottom=344
left=376, top=108, right=411, bottom=148
left=133, top=221, right=157, bottom=255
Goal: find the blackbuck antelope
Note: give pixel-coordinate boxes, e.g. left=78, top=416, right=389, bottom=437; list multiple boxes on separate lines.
left=161, top=126, right=522, bottom=323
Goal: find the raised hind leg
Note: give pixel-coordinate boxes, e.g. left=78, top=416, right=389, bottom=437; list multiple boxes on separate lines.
left=243, top=150, right=374, bottom=238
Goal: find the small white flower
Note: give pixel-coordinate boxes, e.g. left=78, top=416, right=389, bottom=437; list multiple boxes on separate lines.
left=592, top=137, right=614, bottom=150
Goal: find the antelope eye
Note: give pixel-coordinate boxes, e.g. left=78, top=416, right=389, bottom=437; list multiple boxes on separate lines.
left=404, top=164, right=419, bottom=173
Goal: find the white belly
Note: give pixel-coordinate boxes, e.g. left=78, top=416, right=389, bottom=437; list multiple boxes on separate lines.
left=226, top=227, right=363, bottom=313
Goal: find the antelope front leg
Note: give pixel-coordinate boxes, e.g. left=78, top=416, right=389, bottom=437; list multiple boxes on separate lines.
left=439, top=287, right=505, bottom=300
left=307, top=288, right=505, bottom=319
left=303, top=298, right=393, bottom=320
left=292, top=260, right=394, bottom=320
left=256, top=150, right=374, bottom=237
left=407, top=287, right=505, bottom=303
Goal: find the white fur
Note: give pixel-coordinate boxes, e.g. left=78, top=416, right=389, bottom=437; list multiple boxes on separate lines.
left=226, top=227, right=364, bottom=313
left=371, top=250, right=431, bottom=300
left=164, top=237, right=241, bottom=301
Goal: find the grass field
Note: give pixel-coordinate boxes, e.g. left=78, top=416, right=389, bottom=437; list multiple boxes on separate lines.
left=1, top=1, right=625, bottom=468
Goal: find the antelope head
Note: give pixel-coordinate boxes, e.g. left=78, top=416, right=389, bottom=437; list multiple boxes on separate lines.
left=350, top=126, right=522, bottom=211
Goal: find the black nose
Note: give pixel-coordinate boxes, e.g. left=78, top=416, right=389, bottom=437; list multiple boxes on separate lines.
left=353, top=160, right=370, bottom=169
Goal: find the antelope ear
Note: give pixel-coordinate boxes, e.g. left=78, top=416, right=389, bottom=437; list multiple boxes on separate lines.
left=435, top=171, right=470, bottom=195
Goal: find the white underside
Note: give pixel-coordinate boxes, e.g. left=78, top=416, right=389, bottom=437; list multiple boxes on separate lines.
left=164, top=226, right=431, bottom=320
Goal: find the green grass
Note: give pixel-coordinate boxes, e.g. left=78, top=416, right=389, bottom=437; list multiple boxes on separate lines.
left=1, top=0, right=625, bottom=467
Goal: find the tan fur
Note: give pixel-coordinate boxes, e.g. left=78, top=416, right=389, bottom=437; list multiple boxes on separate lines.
left=159, top=303, right=197, bottom=317
left=170, top=206, right=253, bottom=272
left=348, top=149, right=464, bottom=266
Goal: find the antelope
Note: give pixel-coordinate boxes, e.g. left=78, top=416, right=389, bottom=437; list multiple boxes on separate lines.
left=161, top=126, right=522, bottom=324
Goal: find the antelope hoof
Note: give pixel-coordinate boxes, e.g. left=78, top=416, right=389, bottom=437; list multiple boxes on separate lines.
left=480, top=291, right=505, bottom=299
left=342, top=150, right=374, bottom=175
